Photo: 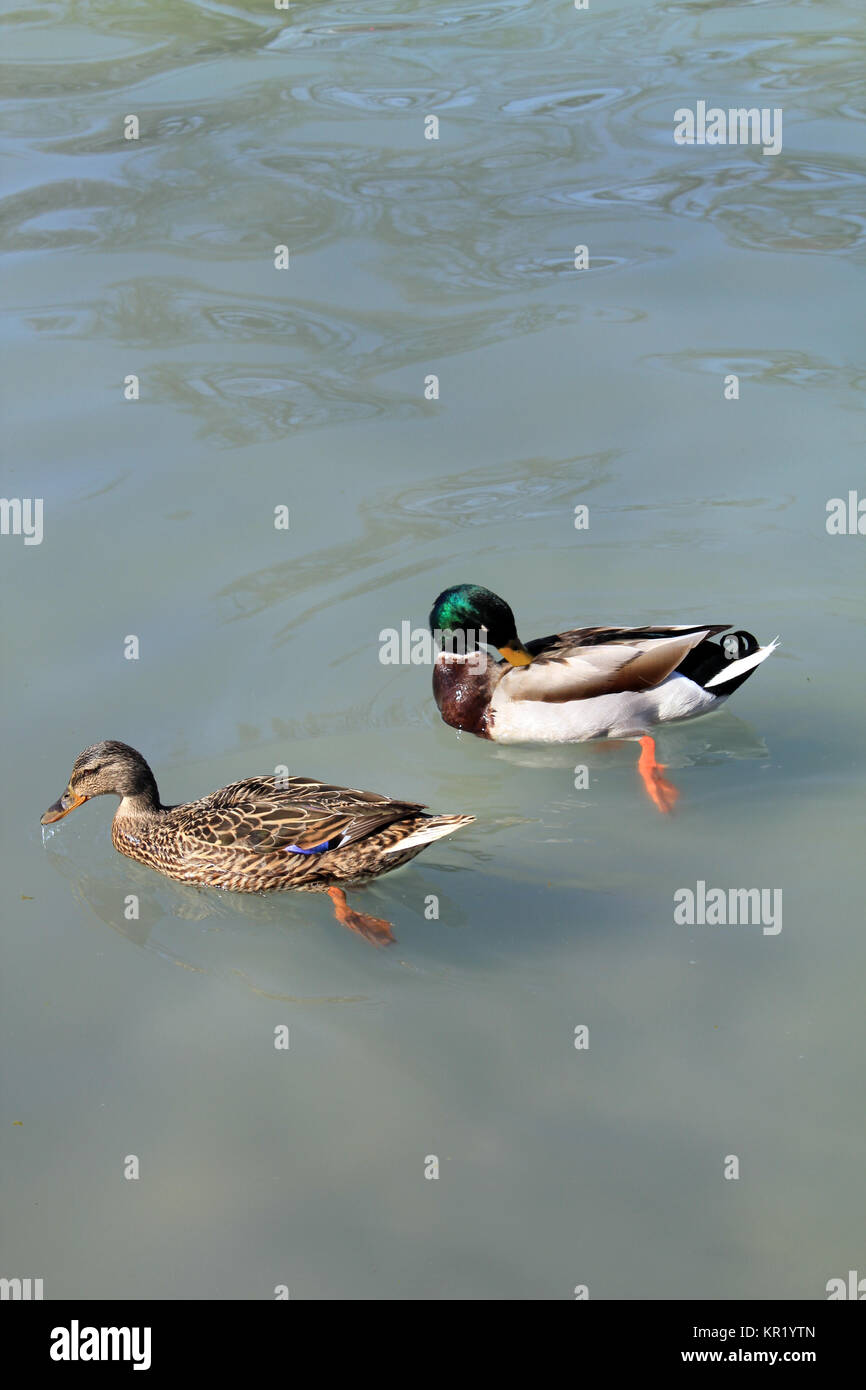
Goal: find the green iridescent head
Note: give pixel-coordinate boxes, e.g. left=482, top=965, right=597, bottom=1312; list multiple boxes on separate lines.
left=428, top=584, right=533, bottom=665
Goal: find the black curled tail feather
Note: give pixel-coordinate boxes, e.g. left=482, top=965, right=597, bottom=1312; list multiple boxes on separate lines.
left=676, top=630, right=761, bottom=694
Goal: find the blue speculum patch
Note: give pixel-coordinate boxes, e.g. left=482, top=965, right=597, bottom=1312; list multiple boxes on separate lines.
left=285, top=840, right=332, bottom=855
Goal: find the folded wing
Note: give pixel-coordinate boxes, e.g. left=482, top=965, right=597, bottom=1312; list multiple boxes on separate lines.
left=504, top=624, right=730, bottom=703
left=178, top=776, right=424, bottom=853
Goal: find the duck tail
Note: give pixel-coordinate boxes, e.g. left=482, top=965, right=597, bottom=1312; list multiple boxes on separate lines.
left=382, top=814, right=475, bottom=855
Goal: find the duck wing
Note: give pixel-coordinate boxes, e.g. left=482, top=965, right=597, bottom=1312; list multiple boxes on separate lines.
left=504, top=624, right=730, bottom=703
left=177, top=776, right=424, bottom=853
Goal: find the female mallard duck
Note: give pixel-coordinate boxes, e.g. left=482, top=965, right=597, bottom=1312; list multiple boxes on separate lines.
left=429, top=584, right=778, bottom=813
left=41, top=741, right=474, bottom=944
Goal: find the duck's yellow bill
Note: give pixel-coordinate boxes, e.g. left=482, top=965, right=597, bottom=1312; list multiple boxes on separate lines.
left=41, top=792, right=88, bottom=825
left=498, top=643, right=533, bottom=667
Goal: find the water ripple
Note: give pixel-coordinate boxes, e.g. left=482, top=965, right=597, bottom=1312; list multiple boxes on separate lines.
left=643, top=347, right=866, bottom=396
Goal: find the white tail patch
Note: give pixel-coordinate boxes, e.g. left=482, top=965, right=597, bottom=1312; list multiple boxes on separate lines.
left=705, top=637, right=780, bottom=690
left=382, top=816, right=474, bottom=855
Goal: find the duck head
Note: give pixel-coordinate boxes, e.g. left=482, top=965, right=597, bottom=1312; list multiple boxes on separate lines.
left=428, top=584, right=533, bottom=666
left=41, top=741, right=159, bottom=824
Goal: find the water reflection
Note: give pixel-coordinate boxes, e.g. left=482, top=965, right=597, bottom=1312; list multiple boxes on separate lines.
left=42, top=827, right=479, bottom=990
left=489, top=710, right=770, bottom=772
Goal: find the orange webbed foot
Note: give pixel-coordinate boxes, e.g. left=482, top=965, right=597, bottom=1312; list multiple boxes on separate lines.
left=327, top=887, right=396, bottom=947
left=637, top=736, right=680, bottom=814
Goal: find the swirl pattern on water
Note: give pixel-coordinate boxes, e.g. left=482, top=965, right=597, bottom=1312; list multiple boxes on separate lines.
left=1, top=1, right=863, bottom=458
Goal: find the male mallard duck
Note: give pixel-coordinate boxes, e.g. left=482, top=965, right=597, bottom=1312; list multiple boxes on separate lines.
left=41, top=741, right=474, bottom=944
left=429, top=584, right=778, bottom=812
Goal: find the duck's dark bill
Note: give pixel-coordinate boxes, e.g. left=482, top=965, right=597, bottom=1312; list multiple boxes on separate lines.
left=41, top=793, right=87, bottom=824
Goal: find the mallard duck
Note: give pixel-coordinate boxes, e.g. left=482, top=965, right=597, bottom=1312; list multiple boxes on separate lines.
left=428, top=584, right=778, bottom=812
left=41, top=742, right=474, bottom=945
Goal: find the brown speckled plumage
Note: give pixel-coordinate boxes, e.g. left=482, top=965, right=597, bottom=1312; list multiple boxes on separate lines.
left=42, top=742, right=474, bottom=894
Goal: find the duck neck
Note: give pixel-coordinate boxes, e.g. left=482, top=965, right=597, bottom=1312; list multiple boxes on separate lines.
left=115, top=770, right=162, bottom=822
